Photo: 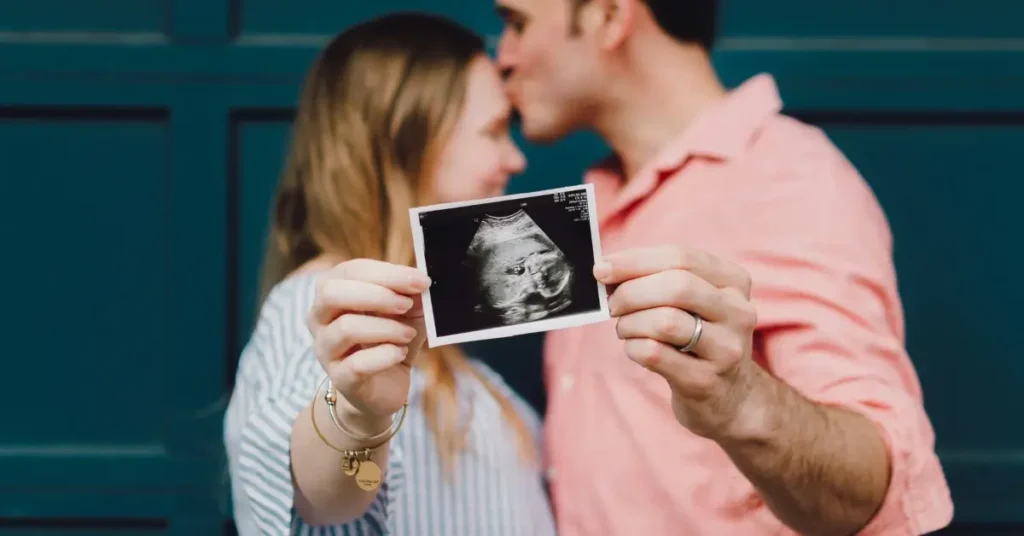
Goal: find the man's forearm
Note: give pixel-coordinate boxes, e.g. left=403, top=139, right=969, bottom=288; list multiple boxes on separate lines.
left=718, top=366, right=891, bottom=536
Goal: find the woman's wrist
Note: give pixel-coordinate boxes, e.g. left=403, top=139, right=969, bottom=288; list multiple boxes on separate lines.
left=311, top=394, right=391, bottom=452
left=333, top=392, right=395, bottom=439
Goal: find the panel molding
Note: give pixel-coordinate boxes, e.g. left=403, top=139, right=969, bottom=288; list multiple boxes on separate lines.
left=718, top=36, right=1024, bottom=51
left=224, top=107, right=294, bottom=384
left=0, top=517, right=167, bottom=531
left=793, top=109, right=1024, bottom=125
left=2, top=44, right=1022, bottom=111
left=0, top=104, right=168, bottom=120
left=0, top=31, right=169, bottom=45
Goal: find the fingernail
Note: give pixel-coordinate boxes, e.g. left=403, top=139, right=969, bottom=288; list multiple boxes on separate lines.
left=394, top=297, right=414, bottom=313
left=593, top=260, right=611, bottom=281
left=404, top=326, right=418, bottom=341
left=410, top=273, right=431, bottom=289
left=398, top=346, right=409, bottom=356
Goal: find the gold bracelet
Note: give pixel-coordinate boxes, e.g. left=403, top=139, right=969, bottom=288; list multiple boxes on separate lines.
left=319, top=375, right=408, bottom=443
left=309, top=376, right=407, bottom=491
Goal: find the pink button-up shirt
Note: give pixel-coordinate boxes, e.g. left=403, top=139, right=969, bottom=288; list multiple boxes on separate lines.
left=543, top=73, right=953, bottom=536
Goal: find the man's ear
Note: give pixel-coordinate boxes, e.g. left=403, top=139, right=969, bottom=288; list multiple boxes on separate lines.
left=599, top=0, right=637, bottom=50
left=573, top=0, right=633, bottom=45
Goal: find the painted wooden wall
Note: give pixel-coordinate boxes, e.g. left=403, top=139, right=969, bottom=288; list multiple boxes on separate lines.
left=1, top=1, right=1021, bottom=533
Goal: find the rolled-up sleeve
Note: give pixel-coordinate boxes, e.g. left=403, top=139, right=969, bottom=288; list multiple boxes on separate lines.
left=735, top=170, right=954, bottom=534
left=225, top=346, right=405, bottom=536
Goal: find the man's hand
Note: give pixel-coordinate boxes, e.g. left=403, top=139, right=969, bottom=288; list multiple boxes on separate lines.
left=594, top=245, right=764, bottom=440
left=595, top=245, right=895, bottom=535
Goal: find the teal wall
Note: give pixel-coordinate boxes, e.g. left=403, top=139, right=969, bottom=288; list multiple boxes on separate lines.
left=1, top=1, right=1022, bottom=533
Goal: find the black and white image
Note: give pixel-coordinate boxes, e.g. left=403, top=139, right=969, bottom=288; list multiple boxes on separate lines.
left=410, top=184, right=610, bottom=347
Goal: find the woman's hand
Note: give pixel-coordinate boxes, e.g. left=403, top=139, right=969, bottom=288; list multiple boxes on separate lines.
left=307, top=259, right=431, bottom=432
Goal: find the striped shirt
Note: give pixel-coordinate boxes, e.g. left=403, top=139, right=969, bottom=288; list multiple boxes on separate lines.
left=224, top=272, right=556, bottom=536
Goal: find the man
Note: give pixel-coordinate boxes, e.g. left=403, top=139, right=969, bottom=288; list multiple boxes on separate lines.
left=495, top=0, right=953, bottom=534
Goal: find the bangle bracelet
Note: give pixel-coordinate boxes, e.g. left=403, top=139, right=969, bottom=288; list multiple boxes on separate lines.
left=309, top=385, right=400, bottom=492
left=316, top=375, right=408, bottom=443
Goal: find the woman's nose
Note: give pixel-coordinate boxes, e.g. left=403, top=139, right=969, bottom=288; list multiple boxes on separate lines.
left=505, top=142, right=526, bottom=174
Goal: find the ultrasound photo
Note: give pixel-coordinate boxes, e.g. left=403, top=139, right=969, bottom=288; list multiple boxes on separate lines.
left=410, top=184, right=610, bottom=347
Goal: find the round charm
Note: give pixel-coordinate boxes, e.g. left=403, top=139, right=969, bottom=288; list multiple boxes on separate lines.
left=355, top=460, right=382, bottom=491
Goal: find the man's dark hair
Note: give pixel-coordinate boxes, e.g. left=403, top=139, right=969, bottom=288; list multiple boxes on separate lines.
left=570, top=0, right=718, bottom=50
left=645, top=0, right=718, bottom=50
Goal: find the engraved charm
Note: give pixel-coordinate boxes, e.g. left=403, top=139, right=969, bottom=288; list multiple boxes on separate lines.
left=342, top=455, right=359, bottom=476
left=355, top=460, right=382, bottom=491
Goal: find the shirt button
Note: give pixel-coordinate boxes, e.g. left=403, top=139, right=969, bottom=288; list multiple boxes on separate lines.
left=546, top=468, right=558, bottom=480
left=559, top=374, right=575, bottom=392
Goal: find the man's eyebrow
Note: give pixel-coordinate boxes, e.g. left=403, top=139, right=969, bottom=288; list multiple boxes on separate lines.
left=494, top=5, right=521, bottom=20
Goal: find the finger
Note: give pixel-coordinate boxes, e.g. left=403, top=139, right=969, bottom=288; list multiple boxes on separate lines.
left=607, top=269, right=728, bottom=321
left=616, top=308, right=743, bottom=363
left=332, top=259, right=431, bottom=295
left=318, top=314, right=418, bottom=361
left=311, top=278, right=416, bottom=325
left=328, top=344, right=409, bottom=390
left=615, top=306, right=699, bottom=350
left=623, top=338, right=720, bottom=400
left=595, top=246, right=751, bottom=293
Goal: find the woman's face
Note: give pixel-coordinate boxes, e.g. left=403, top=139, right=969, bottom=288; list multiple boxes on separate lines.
left=430, top=55, right=527, bottom=203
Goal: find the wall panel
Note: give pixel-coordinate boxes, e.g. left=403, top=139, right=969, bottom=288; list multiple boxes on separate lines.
left=0, top=109, right=170, bottom=448
left=0, top=108, right=185, bottom=524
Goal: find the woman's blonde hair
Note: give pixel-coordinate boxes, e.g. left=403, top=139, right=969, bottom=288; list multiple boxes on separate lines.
left=259, top=13, right=535, bottom=471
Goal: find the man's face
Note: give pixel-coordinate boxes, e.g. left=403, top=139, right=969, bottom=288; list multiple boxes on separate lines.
left=495, top=0, right=603, bottom=143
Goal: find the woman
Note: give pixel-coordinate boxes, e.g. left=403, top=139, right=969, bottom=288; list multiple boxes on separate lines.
left=223, top=12, right=554, bottom=536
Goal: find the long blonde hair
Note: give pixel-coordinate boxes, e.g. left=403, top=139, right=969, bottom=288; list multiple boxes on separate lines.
left=259, top=13, right=535, bottom=471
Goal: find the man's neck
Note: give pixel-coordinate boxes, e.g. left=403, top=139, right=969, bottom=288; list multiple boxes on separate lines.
left=592, top=45, right=726, bottom=180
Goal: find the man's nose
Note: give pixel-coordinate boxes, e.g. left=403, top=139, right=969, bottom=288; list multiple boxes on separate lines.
left=495, top=29, right=517, bottom=74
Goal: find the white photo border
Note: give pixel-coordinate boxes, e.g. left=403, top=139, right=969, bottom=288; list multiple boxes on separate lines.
left=409, top=183, right=610, bottom=348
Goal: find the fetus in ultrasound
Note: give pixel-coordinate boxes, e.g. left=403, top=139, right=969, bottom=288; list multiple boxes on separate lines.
left=466, top=210, right=574, bottom=325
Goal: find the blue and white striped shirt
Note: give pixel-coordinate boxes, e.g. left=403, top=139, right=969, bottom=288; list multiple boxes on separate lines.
left=224, top=272, right=556, bottom=536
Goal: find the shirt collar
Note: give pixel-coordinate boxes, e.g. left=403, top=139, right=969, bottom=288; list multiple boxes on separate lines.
left=588, top=73, right=784, bottom=219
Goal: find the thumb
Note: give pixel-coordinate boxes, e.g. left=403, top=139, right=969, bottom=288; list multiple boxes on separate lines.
left=402, top=317, right=428, bottom=366
left=404, top=294, right=425, bottom=319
